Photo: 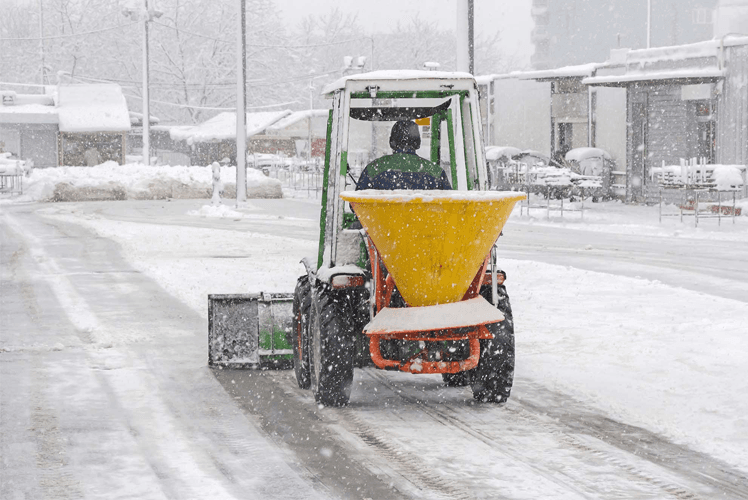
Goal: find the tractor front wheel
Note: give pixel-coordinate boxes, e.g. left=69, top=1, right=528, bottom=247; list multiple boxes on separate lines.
left=292, top=276, right=312, bottom=389
left=310, top=287, right=355, bottom=407
left=471, top=324, right=515, bottom=403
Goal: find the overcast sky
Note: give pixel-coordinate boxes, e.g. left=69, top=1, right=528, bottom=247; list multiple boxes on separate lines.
left=277, top=0, right=534, bottom=68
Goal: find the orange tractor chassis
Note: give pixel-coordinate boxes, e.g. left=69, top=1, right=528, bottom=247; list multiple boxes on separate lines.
left=365, top=236, right=496, bottom=374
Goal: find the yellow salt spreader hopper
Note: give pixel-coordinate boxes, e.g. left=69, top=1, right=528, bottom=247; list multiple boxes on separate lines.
left=340, top=191, right=524, bottom=387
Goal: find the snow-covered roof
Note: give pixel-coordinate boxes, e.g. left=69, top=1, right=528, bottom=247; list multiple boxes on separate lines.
left=57, top=84, right=131, bottom=133
left=477, top=63, right=608, bottom=84
left=624, top=36, right=748, bottom=65
left=515, top=62, right=608, bottom=80
left=584, top=67, right=726, bottom=86
left=0, top=91, right=57, bottom=124
left=581, top=37, right=748, bottom=87
left=323, top=70, right=476, bottom=95
left=0, top=103, right=58, bottom=124
left=169, top=110, right=292, bottom=145
left=266, top=109, right=329, bottom=131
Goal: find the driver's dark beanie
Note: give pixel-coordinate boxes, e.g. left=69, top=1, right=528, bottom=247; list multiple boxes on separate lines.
left=390, top=120, right=421, bottom=153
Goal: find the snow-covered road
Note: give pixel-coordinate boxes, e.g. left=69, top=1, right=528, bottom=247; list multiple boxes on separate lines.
left=2, top=196, right=748, bottom=499
left=1, top=205, right=323, bottom=499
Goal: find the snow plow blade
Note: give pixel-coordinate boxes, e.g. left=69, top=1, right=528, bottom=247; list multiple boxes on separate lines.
left=208, top=293, right=294, bottom=368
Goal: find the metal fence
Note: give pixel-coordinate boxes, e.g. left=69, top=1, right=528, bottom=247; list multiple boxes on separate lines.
left=658, top=189, right=741, bottom=227
left=264, top=166, right=324, bottom=198
left=0, top=159, right=24, bottom=196
left=0, top=172, right=23, bottom=195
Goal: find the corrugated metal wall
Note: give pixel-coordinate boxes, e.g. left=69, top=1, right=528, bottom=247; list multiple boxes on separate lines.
left=717, top=44, right=748, bottom=166
left=644, top=85, right=691, bottom=168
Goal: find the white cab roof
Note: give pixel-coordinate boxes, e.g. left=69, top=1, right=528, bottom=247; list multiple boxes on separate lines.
left=323, top=70, right=477, bottom=95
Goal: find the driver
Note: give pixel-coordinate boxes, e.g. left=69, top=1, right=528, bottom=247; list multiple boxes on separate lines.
left=356, top=120, right=452, bottom=190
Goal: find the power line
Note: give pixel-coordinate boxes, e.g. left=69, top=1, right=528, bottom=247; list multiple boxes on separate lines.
left=123, top=93, right=299, bottom=111
left=70, top=68, right=342, bottom=90
left=0, top=22, right=138, bottom=42
left=0, top=81, right=49, bottom=88
left=151, top=21, right=371, bottom=49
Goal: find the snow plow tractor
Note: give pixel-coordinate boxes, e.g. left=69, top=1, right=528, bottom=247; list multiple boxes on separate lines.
left=208, top=71, right=525, bottom=407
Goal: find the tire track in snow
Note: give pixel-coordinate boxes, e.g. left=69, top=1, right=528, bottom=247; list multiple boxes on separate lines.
left=338, top=408, right=477, bottom=500
left=512, top=382, right=748, bottom=499
left=363, top=369, right=725, bottom=499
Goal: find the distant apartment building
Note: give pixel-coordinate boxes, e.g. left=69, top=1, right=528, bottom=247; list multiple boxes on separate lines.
left=531, top=0, right=730, bottom=69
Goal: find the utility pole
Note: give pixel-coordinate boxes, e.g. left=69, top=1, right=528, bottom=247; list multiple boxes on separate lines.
left=308, top=80, right=314, bottom=163
left=456, top=0, right=474, bottom=74
left=236, top=0, right=247, bottom=203
left=647, top=0, right=652, bottom=48
left=468, top=0, right=474, bottom=75
left=39, top=0, right=46, bottom=86
left=142, top=0, right=151, bottom=166
left=124, top=1, right=160, bottom=166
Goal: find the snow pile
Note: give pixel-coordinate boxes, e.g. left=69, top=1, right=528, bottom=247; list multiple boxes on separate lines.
left=2, top=161, right=282, bottom=203
left=713, top=165, right=745, bottom=191
left=0, top=153, right=23, bottom=174
left=186, top=204, right=245, bottom=219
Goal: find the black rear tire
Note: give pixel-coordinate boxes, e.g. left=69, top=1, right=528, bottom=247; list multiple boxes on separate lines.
left=473, top=283, right=515, bottom=403
left=442, top=371, right=471, bottom=387
left=471, top=326, right=514, bottom=403
left=292, top=276, right=312, bottom=389
left=310, top=286, right=355, bottom=407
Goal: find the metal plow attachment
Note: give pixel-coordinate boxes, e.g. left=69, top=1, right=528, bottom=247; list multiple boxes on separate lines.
left=208, top=293, right=294, bottom=368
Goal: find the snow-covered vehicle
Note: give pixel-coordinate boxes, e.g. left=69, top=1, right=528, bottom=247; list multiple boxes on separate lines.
left=488, top=149, right=572, bottom=198
left=564, top=147, right=615, bottom=201
left=209, top=71, right=525, bottom=407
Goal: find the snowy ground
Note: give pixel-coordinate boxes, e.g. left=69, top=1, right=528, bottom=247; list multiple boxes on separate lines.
left=3, top=163, right=748, bottom=497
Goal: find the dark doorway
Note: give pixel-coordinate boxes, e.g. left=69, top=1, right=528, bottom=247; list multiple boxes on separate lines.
left=630, top=101, right=647, bottom=202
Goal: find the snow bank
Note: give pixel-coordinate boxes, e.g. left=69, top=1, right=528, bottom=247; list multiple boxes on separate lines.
left=713, top=165, right=746, bottom=191
left=0, top=153, right=23, bottom=174
left=186, top=204, right=245, bottom=219
left=5, top=162, right=282, bottom=203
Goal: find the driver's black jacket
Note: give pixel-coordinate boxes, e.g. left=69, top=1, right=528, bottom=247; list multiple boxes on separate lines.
left=356, top=152, right=452, bottom=190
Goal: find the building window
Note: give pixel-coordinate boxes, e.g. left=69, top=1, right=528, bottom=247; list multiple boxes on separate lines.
left=692, top=8, right=713, bottom=25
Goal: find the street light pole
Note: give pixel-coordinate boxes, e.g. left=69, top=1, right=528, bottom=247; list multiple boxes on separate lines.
left=122, top=2, right=160, bottom=166
left=456, top=0, right=473, bottom=73
left=468, top=0, right=474, bottom=75
left=236, top=0, right=247, bottom=203
left=142, top=0, right=151, bottom=166
left=647, top=0, right=652, bottom=48
left=39, top=0, right=46, bottom=86
left=308, top=80, right=314, bottom=163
